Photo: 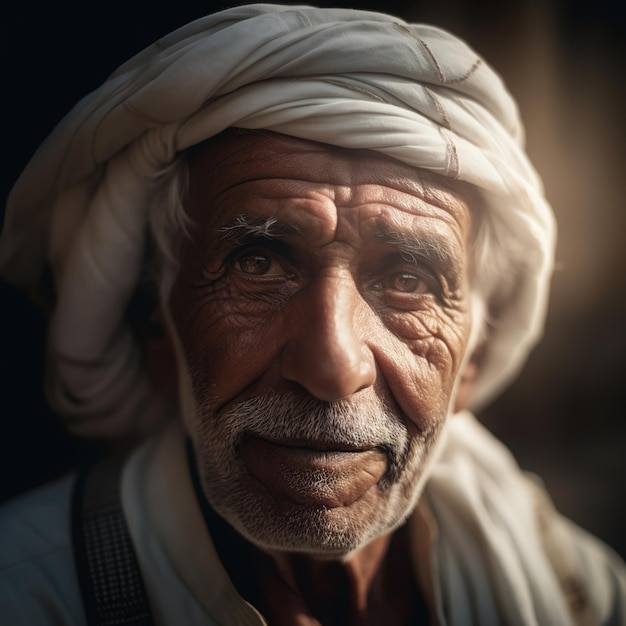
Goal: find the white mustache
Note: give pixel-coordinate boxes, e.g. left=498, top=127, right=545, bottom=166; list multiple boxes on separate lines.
left=198, top=390, right=412, bottom=476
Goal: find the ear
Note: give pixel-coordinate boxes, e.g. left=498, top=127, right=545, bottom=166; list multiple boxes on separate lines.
left=453, top=345, right=483, bottom=413
left=141, top=306, right=179, bottom=397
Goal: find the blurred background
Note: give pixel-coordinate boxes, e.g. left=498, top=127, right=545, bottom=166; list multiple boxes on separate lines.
left=2, top=0, right=625, bottom=557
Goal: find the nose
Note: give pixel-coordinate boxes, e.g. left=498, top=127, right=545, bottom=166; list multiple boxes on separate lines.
left=280, top=275, right=376, bottom=401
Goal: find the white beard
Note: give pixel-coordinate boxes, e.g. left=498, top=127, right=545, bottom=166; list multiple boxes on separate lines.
left=186, top=381, right=444, bottom=557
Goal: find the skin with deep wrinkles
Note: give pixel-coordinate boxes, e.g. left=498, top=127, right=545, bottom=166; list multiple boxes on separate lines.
left=162, top=130, right=478, bottom=625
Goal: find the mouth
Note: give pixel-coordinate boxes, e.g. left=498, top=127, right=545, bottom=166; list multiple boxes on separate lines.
left=238, top=436, right=388, bottom=509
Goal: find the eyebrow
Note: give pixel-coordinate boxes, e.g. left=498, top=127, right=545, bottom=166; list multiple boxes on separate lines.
left=373, top=225, right=461, bottom=276
left=215, top=215, right=300, bottom=243
left=214, top=214, right=462, bottom=277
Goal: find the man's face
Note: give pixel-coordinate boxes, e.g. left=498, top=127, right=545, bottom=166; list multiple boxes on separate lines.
left=168, top=131, right=475, bottom=557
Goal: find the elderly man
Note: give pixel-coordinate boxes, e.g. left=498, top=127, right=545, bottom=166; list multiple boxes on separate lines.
left=0, top=4, right=624, bottom=625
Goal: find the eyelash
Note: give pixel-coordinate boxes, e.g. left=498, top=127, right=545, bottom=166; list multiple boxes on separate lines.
left=216, top=243, right=443, bottom=300
left=226, top=242, right=296, bottom=279
left=367, top=254, right=442, bottom=296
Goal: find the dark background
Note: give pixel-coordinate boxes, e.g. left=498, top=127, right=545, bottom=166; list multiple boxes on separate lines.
left=2, top=0, right=625, bottom=558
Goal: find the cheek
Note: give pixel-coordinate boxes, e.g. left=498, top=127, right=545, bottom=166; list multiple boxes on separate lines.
left=170, top=279, right=287, bottom=402
left=373, top=303, right=471, bottom=426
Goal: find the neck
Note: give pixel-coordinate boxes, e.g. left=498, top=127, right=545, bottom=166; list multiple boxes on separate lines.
left=202, top=505, right=421, bottom=625
left=257, top=528, right=418, bottom=626
left=269, top=535, right=391, bottom=615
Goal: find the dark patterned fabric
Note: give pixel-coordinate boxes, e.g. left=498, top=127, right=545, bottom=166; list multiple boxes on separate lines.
left=72, top=454, right=154, bottom=625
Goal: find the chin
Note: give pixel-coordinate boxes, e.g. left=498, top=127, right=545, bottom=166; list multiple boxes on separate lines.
left=195, top=437, right=433, bottom=558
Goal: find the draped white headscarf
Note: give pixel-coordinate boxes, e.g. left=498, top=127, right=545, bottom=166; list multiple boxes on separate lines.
left=0, top=4, right=555, bottom=438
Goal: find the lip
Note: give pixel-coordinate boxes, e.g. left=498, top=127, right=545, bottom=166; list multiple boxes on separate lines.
left=238, top=437, right=387, bottom=508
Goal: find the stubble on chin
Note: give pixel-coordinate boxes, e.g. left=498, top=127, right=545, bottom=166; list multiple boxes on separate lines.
left=182, top=378, right=445, bottom=556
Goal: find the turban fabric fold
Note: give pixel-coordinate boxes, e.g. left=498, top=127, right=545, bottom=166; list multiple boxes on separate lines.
left=0, top=4, right=555, bottom=437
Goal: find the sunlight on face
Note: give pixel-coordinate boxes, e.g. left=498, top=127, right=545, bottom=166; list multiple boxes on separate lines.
left=167, top=131, right=475, bottom=556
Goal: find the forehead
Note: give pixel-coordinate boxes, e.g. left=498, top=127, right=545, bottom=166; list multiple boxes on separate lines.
left=184, top=129, right=472, bottom=240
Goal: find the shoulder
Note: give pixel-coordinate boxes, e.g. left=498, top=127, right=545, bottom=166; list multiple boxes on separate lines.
left=517, top=455, right=626, bottom=625
left=0, top=475, right=86, bottom=624
left=544, top=506, right=626, bottom=626
left=425, top=412, right=626, bottom=625
left=0, top=474, right=75, bottom=568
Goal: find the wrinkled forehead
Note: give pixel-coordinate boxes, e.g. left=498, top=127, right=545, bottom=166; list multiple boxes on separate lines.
left=184, top=128, right=477, bottom=232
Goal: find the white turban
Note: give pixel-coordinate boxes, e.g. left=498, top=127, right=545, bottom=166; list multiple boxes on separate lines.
left=0, top=4, right=555, bottom=438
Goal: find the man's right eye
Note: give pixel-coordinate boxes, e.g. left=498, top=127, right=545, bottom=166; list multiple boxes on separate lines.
left=236, top=251, right=274, bottom=275
left=231, top=247, right=295, bottom=280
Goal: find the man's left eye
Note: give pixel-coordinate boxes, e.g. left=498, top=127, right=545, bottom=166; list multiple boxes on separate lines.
left=387, top=272, right=427, bottom=293
left=372, top=271, right=429, bottom=294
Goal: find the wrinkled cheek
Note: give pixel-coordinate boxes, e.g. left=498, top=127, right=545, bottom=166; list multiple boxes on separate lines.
left=408, top=351, right=454, bottom=424
left=376, top=314, right=469, bottom=429
left=170, top=295, right=231, bottom=379
left=414, top=307, right=469, bottom=369
left=175, top=282, right=248, bottom=346
left=388, top=311, right=464, bottom=368
left=175, top=305, right=284, bottom=410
